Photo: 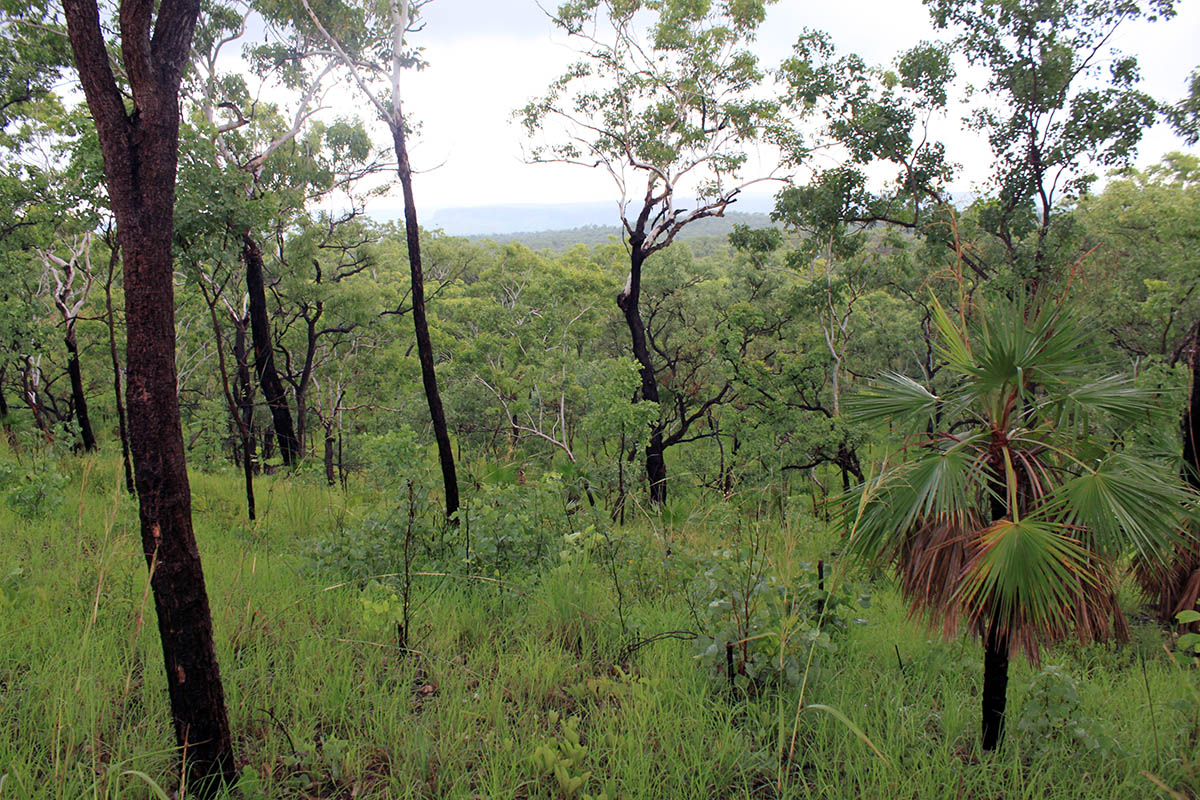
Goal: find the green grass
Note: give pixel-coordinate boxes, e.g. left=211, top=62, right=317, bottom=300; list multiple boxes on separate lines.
left=1, top=448, right=1197, bottom=799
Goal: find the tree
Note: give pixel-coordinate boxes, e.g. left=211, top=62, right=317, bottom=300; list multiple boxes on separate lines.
left=1168, top=66, right=1199, bottom=145
left=844, top=296, right=1191, bottom=751
left=519, top=0, right=784, bottom=503
left=925, top=0, right=1173, bottom=291
left=781, top=0, right=1175, bottom=294
left=60, top=0, right=236, bottom=793
left=296, top=0, right=460, bottom=520
left=38, top=231, right=98, bottom=451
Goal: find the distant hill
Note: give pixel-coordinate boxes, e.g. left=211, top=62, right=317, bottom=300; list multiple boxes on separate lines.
left=416, top=194, right=777, bottom=237
left=465, top=211, right=777, bottom=251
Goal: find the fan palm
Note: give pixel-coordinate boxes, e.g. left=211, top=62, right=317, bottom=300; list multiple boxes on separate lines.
left=844, top=297, right=1193, bottom=751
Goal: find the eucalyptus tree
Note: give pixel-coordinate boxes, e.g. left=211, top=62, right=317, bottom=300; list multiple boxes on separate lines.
left=185, top=0, right=383, bottom=466
left=926, top=0, right=1174, bottom=291
left=780, top=0, right=1175, bottom=294
left=38, top=231, right=98, bottom=451
left=292, top=0, right=460, bottom=520
left=846, top=297, right=1192, bottom=751
left=61, top=0, right=236, bottom=792
left=519, top=0, right=786, bottom=503
left=1171, top=67, right=1200, bottom=144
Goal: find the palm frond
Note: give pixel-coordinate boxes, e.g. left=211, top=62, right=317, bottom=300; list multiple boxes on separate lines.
left=1049, top=373, right=1155, bottom=425
left=929, top=294, right=972, bottom=372
left=955, top=517, right=1106, bottom=657
left=843, top=439, right=985, bottom=561
left=844, top=371, right=939, bottom=426
left=1047, top=454, right=1193, bottom=560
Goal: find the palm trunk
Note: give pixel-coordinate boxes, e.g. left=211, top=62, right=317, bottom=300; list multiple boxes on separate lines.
left=390, top=118, right=459, bottom=521
left=981, top=620, right=1010, bottom=751
left=1182, top=328, right=1199, bottom=491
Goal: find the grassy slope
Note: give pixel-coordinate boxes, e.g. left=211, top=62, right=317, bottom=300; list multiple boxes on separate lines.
left=1, top=450, right=1197, bottom=799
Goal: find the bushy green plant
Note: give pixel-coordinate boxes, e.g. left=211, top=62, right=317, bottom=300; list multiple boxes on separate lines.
left=530, top=711, right=614, bottom=800
left=464, top=473, right=574, bottom=574
left=1016, top=665, right=1121, bottom=758
left=308, top=510, right=436, bottom=583
left=0, top=459, right=67, bottom=518
left=1178, top=605, right=1200, bottom=655
left=689, top=533, right=863, bottom=692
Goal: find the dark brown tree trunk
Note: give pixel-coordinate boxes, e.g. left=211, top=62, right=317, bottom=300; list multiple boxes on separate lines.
left=242, top=231, right=299, bottom=466
left=64, top=326, right=96, bottom=451
left=233, top=316, right=257, bottom=475
left=390, top=121, right=459, bottom=521
left=22, top=356, right=52, bottom=440
left=1183, top=329, right=1200, bottom=491
left=981, top=620, right=1009, bottom=751
left=617, top=246, right=667, bottom=504
left=104, top=239, right=134, bottom=493
left=293, top=312, right=320, bottom=459
left=324, top=427, right=336, bottom=486
left=62, top=0, right=236, bottom=793
left=0, top=365, right=11, bottom=439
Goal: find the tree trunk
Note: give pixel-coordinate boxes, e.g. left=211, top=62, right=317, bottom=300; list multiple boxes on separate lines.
left=617, top=247, right=666, bottom=504
left=981, top=620, right=1010, bottom=751
left=324, top=427, right=336, bottom=486
left=203, top=297, right=255, bottom=521
left=104, top=240, right=134, bottom=493
left=62, top=0, right=236, bottom=793
left=390, top=121, right=459, bottom=521
left=293, top=313, right=320, bottom=458
left=1182, top=328, right=1199, bottom=491
left=233, top=317, right=257, bottom=475
left=242, top=231, right=299, bottom=466
left=64, top=325, right=97, bottom=451
left=0, top=364, right=11, bottom=443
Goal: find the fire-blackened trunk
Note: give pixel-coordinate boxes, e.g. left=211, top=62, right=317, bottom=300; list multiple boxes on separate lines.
left=64, top=326, right=96, bottom=451
left=390, top=118, right=459, bottom=520
left=617, top=246, right=667, bottom=504
left=242, top=232, right=299, bottom=465
left=62, top=0, right=237, bottom=792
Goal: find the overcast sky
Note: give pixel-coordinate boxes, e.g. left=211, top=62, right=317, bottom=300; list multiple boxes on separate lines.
left=350, top=0, right=1200, bottom=217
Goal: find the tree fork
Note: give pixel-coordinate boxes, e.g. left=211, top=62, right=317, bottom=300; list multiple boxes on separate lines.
left=62, top=0, right=236, bottom=792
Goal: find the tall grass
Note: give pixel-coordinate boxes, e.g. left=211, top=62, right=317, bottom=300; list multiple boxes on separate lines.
left=0, top=448, right=1196, bottom=798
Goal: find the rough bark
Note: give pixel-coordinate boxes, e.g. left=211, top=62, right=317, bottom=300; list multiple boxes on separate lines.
left=390, top=122, right=459, bottom=521
left=61, top=0, right=236, bottom=793
left=242, top=232, right=299, bottom=465
left=617, top=245, right=667, bottom=504
left=232, top=315, right=256, bottom=474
